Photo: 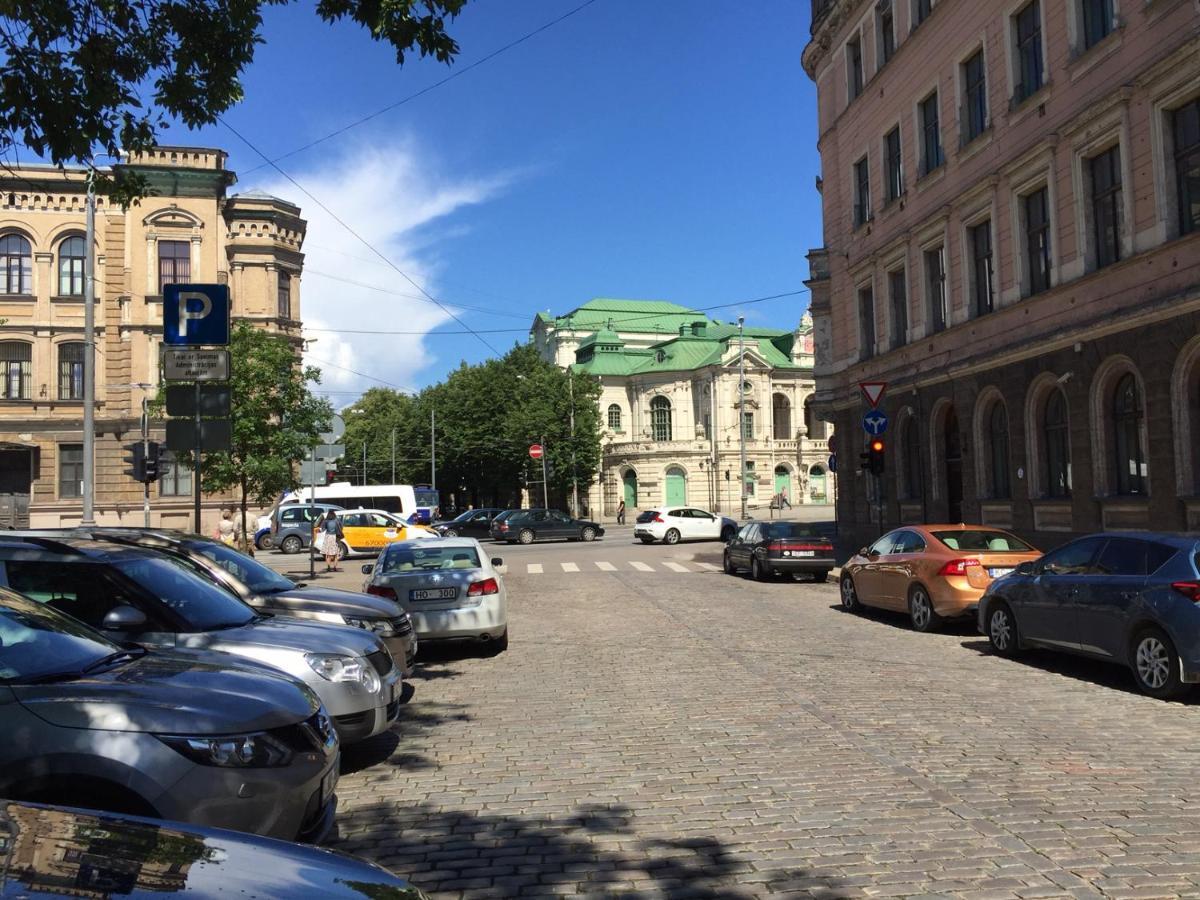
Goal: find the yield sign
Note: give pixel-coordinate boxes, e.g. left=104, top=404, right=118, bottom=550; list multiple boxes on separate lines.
left=859, top=381, right=887, bottom=407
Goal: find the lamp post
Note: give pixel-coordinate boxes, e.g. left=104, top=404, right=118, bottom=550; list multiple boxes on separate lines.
left=738, top=316, right=747, bottom=521
left=81, top=171, right=96, bottom=525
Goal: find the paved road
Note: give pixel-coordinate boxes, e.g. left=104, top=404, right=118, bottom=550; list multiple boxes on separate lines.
left=262, top=538, right=1200, bottom=898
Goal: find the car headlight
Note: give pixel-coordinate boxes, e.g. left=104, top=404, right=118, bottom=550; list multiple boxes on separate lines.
left=157, top=732, right=292, bottom=768
left=343, top=615, right=394, bottom=635
left=305, top=653, right=381, bottom=693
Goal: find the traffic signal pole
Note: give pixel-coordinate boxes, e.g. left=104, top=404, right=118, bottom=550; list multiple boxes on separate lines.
left=141, top=397, right=151, bottom=527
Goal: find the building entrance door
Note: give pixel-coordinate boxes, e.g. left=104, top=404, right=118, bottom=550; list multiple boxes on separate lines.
left=809, top=466, right=827, bottom=503
left=773, top=466, right=790, bottom=502
left=665, top=466, right=686, bottom=506
left=0, top=448, right=33, bottom=528
left=944, top=407, right=963, bottom=522
left=622, top=470, right=638, bottom=510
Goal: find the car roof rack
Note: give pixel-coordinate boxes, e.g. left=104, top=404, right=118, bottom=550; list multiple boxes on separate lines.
left=0, top=532, right=92, bottom=555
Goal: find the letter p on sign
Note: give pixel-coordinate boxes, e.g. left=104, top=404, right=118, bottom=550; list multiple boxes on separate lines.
left=162, top=284, right=230, bottom=346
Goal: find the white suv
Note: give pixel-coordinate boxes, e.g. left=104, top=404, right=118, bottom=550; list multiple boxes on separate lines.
left=634, top=508, right=737, bottom=545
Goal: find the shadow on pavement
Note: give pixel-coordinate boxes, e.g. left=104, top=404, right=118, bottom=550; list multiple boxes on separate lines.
left=336, top=800, right=851, bottom=898
left=340, top=699, right=473, bottom=775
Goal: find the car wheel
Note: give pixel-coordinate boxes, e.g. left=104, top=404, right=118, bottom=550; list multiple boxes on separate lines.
left=256, top=533, right=274, bottom=551
left=751, top=557, right=768, bottom=581
left=581, top=526, right=596, bottom=542
left=839, top=575, right=861, bottom=612
left=720, top=525, right=735, bottom=542
left=442, top=529, right=458, bottom=537
left=908, top=586, right=940, bottom=633
left=723, top=551, right=735, bottom=575
left=518, top=529, right=535, bottom=545
left=338, top=540, right=352, bottom=559
left=986, top=602, right=1019, bottom=657
left=1131, top=627, right=1189, bottom=700
left=664, top=528, right=681, bottom=545
left=488, top=630, right=509, bottom=655
left=280, top=535, right=302, bottom=554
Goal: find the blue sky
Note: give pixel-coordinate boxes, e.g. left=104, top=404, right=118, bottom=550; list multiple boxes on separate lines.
left=175, top=1, right=820, bottom=400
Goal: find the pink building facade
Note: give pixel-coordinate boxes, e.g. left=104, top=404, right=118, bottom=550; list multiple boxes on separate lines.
left=803, top=0, right=1200, bottom=550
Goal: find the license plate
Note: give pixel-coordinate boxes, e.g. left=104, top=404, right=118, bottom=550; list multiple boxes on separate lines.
left=787, top=550, right=816, bottom=557
left=410, top=587, right=457, bottom=601
left=989, top=567, right=1014, bottom=579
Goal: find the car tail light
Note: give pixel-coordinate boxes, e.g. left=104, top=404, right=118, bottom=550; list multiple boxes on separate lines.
left=467, top=578, right=500, bottom=597
left=652, top=513, right=664, bottom=523
left=1171, top=581, right=1200, bottom=602
left=938, top=558, right=981, bottom=576
left=366, top=584, right=398, bottom=601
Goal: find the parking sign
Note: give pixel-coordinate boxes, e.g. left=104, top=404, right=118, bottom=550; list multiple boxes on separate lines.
left=163, top=284, right=230, bottom=346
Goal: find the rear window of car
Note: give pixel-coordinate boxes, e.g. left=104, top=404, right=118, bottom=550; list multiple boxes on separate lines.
left=636, top=511, right=658, bottom=524
left=932, top=530, right=1033, bottom=552
left=382, top=546, right=482, bottom=573
left=764, top=523, right=824, bottom=540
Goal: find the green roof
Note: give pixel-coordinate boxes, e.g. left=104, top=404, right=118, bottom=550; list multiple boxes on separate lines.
left=572, top=329, right=803, bottom=377
left=543, top=298, right=707, bottom=335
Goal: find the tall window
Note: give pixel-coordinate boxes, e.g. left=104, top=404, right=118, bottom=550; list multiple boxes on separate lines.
left=1091, top=146, right=1122, bottom=270
left=962, top=50, right=988, bottom=144
left=924, top=246, right=947, bottom=333
left=847, top=35, right=864, bottom=99
left=1013, top=1, right=1044, bottom=103
left=1024, top=187, right=1052, bottom=295
left=650, top=396, right=672, bottom=442
left=277, top=273, right=291, bottom=319
left=858, top=286, right=876, bottom=360
left=59, top=444, right=83, bottom=499
left=0, top=234, right=32, bottom=295
left=1081, top=0, right=1112, bottom=50
left=58, top=236, right=85, bottom=297
left=970, top=220, right=994, bottom=317
left=1113, top=373, right=1146, bottom=495
left=988, top=402, right=1011, bottom=499
left=158, top=240, right=191, bottom=293
left=878, top=1, right=895, bottom=65
left=1173, top=98, right=1200, bottom=237
left=0, top=341, right=31, bottom=400
left=742, top=412, right=754, bottom=440
left=888, top=269, right=907, bottom=349
left=914, top=0, right=931, bottom=26
left=853, top=156, right=871, bottom=227
left=744, top=461, right=756, bottom=497
left=58, top=342, right=85, bottom=400
left=159, top=451, right=193, bottom=497
left=607, top=404, right=622, bottom=430
left=772, top=394, right=790, bottom=440
left=919, top=91, right=943, bottom=175
left=902, top=417, right=921, bottom=500
left=884, top=127, right=903, bottom=203
left=1043, top=389, right=1071, bottom=498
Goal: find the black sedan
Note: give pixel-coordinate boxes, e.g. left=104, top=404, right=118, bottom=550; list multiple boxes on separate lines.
left=501, top=509, right=604, bottom=544
left=724, top=520, right=835, bottom=581
left=434, top=507, right=504, bottom=538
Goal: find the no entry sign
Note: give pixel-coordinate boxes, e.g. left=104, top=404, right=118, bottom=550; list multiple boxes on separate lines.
left=529, top=444, right=544, bottom=460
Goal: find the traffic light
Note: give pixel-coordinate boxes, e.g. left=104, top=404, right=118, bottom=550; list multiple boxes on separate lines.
left=122, top=442, right=146, bottom=482
left=724, top=469, right=731, bottom=481
left=859, top=449, right=871, bottom=473
left=868, top=438, right=885, bottom=476
left=326, top=469, right=337, bottom=485
left=143, top=441, right=161, bottom=483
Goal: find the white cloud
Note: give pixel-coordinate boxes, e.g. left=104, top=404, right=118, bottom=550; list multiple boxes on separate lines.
left=256, top=137, right=508, bottom=401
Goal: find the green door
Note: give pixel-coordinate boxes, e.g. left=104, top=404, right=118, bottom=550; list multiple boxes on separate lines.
left=810, top=466, right=826, bottom=503
left=774, top=466, right=790, bottom=500
left=623, top=470, right=638, bottom=509
left=665, top=466, right=687, bottom=505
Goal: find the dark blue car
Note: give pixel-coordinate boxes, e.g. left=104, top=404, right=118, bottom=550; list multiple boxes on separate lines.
left=978, top=532, right=1200, bottom=699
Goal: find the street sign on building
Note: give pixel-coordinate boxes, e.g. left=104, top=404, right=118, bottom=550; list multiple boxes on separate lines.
left=529, top=444, right=544, bottom=459
left=165, top=418, right=232, bottom=453
left=862, top=409, right=889, bottom=436
left=164, top=349, right=230, bottom=381
left=859, top=381, right=887, bottom=407
left=162, top=284, right=231, bottom=346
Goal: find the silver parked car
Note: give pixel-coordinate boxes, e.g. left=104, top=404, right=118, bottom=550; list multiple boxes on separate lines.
left=362, top=537, right=509, bottom=653
left=0, top=589, right=340, bottom=842
left=0, top=536, right=404, bottom=744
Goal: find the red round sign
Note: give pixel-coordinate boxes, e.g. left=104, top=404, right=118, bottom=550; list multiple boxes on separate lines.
left=528, top=444, right=544, bottom=459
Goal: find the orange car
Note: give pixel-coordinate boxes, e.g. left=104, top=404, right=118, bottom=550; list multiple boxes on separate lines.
left=839, top=525, right=1040, bottom=632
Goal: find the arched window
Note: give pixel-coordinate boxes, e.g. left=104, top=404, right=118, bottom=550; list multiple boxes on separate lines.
left=902, top=416, right=921, bottom=500
left=0, top=341, right=32, bottom=399
left=58, top=236, right=85, bottom=297
left=772, top=393, right=791, bottom=440
left=0, top=234, right=32, bottom=295
left=1043, top=389, right=1071, bottom=498
left=1113, top=373, right=1146, bottom=495
left=987, top=401, right=1011, bottom=499
left=58, top=342, right=86, bottom=400
left=607, top=404, right=622, bottom=431
left=650, top=396, right=672, bottom=442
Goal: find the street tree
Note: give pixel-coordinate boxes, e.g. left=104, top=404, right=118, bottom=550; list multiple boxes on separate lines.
left=0, top=0, right=468, bottom=205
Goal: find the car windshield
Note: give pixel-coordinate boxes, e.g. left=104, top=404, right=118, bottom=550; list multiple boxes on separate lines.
left=186, top=540, right=296, bottom=595
left=0, top=591, right=119, bottom=683
left=414, top=490, right=438, bottom=508
left=932, top=530, right=1033, bottom=552
left=382, top=545, right=483, bottom=573
left=113, top=557, right=257, bottom=630
left=764, top=523, right=825, bottom=539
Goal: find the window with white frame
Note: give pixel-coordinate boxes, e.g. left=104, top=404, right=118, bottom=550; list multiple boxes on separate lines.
left=847, top=34, right=864, bottom=100
left=58, top=236, right=85, bottom=297
left=607, top=404, right=622, bottom=430
left=1089, top=145, right=1122, bottom=270
left=884, top=126, right=903, bottom=203
left=969, top=220, right=994, bottom=317
left=0, top=341, right=31, bottom=400
left=1023, top=186, right=1052, bottom=296
left=0, top=234, right=32, bottom=295
left=1080, top=0, right=1113, bottom=51
left=919, top=91, right=943, bottom=175
left=58, top=342, right=85, bottom=400
left=1172, top=97, right=1200, bottom=237
left=913, top=0, right=932, bottom=29
left=961, top=49, right=988, bottom=145
left=59, top=444, right=83, bottom=499
left=924, top=246, right=947, bottom=333
left=159, top=450, right=193, bottom=497
left=888, top=268, right=907, bottom=349
left=1013, top=1, right=1044, bottom=103
left=877, top=1, right=895, bottom=66
left=853, top=156, right=871, bottom=227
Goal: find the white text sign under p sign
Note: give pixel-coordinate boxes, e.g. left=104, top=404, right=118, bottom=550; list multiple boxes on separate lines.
left=164, top=349, right=230, bottom=381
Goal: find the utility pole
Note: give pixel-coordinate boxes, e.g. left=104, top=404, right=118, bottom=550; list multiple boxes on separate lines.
left=430, top=408, right=436, bottom=490
left=81, top=172, right=96, bottom=525
left=738, top=315, right=747, bottom=521
left=568, top=372, right=578, bottom=517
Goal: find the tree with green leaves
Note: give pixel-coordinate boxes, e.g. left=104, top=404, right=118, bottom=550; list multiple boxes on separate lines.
left=175, top=321, right=331, bottom=545
left=0, top=0, right=468, bottom=205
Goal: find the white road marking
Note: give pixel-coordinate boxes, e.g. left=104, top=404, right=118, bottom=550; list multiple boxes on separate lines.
left=662, top=561, right=690, bottom=573
left=595, top=561, right=617, bottom=571
left=694, top=562, right=720, bottom=571
left=629, top=561, right=654, bottom=572
left=561, top=562, right=580, bottom=573
left=527, top=563, right=543, bottom=574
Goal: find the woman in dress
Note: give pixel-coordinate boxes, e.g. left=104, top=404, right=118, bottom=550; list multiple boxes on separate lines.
left=319, top=509, right=344, bottom=572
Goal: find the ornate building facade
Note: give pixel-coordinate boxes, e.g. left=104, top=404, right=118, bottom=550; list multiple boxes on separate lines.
left=532, top=299, right=833, bottom=517
left=0, top=147, right=305, bottom=527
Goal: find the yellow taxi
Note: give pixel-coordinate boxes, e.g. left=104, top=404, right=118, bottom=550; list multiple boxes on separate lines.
left=314, top=509, right=437, bottom=557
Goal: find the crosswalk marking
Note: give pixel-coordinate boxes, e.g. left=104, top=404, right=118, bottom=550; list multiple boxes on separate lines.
left=514, top=559, right=728, bottom=576
left=629, top=561, right=654, bottom=572
left=561, top=562, right=580, bottom=573
left=662, top=561, right=690, bottom=573
left=595, top=561, right=617, bottom=571
left=527, top=563, right=543, bottom=574
left=694, top=562, right=720, bottom=572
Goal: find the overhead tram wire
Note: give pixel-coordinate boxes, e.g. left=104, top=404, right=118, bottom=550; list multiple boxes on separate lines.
left=240, top=0, right=602, bottom=177
left=219, top=118, right=503, bottom=357
left=302, top=268, right=531, bottom=321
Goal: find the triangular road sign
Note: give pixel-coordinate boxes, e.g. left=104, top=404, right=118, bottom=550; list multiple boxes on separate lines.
left=859, top=381, right=887, bottom=407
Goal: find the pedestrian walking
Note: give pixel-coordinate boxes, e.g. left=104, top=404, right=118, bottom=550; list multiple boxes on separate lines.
left=215, top=509, right=238, bottom=546
left=317, top=510, right=344, bottom=572
left=781, top=486, right=792, bottom=509
left=616, top=498, right=626, bottom=525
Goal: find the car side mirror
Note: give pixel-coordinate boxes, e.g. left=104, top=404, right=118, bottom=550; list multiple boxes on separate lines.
left=102, top=605, right=147, bottom=631
left=1016, top=561, right=1034, bottom=576
left=361, top=564, right=374, bottom=575
left=858, top=547, right=870, bottom=557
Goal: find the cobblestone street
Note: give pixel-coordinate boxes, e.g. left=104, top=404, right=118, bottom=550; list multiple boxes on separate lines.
left=329, top=560, right=1200, bottom=899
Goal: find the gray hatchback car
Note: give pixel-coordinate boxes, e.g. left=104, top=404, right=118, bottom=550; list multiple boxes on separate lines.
left=0, top=589, right=340, bottom=841
left=0, top=536, right=404, bottom=744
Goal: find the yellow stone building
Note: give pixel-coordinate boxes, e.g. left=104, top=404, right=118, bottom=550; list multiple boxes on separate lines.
left=0, top=146, right=306, bottom=528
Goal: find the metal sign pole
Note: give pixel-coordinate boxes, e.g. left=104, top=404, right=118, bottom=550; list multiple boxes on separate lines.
left=81, top=174, right=96, bottom=525
left=193, top=382, right=202, bottom=533
left=141, top=396, right=151, bottom=527
left=309, top=445, right=317, bottom=581
left=540, top=435, right=548, bottom=509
